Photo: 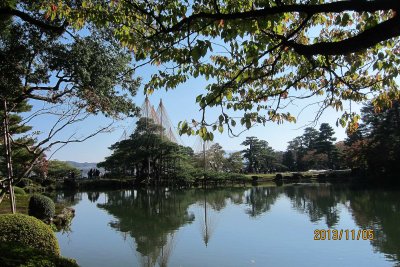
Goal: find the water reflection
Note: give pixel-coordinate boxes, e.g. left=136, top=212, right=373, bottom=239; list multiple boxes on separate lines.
left=57, top=184, right=400, bottom=266
left=96, top=189, right=195, bottom=266
left=283, top=184, right=342, bottom=227
left=244, top=187, right=279, bottom=217
left=87, top=191, right=100, bottom=203
left=347, top=188, right=400, bottom=263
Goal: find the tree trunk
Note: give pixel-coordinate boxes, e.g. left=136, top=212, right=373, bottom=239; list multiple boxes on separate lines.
left=2, top=99, right=16, bottom=213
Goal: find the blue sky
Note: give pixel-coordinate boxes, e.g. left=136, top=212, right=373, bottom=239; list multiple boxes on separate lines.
left=15, top=17, right=365, bottom=163
left=37, top=60, right=360, bottom=163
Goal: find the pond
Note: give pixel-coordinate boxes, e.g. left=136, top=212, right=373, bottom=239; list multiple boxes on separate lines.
left=55, top=183, right=400, bottom=267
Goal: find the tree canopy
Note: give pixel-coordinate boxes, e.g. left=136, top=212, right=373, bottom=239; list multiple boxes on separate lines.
left=286, top=123, right=340, bottom=170
left=345, top=101, right=400, bottom=177
left=47, top=160, right=80, bottom=179
left=9, top=0, right=399, bottom=139
left=0, top=1, right=140, bottom=209
left=0, top=7, right=140, bottom=176
left=241, top=136, right=280, bottom=173
left=98, top=118, right=196, bottom=184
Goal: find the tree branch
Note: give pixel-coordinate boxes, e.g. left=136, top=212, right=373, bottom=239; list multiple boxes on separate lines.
left=286, top=15, right=400, bottom=56
left=163, top=0, right=399, bottom=33
left=0, top=7, right=68, bottom=35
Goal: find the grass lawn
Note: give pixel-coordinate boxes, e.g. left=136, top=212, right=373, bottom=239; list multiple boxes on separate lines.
left=0, top=194, right=30, bottom=214
left=0, top=194, right=65, bottom=215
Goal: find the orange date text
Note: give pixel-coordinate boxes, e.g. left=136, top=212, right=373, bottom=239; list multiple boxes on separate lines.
left=314, top=229, right=374, bottom=240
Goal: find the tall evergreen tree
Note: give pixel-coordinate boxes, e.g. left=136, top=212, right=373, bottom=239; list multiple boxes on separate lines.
left=316, top=123, right=337, bottom=168
left=241, top=137, right=259, bottom=173
left=302, top=127, right=319, bottom=150
left=98, top=118, right=195, bottom=184
left=282, top=150, right=295, bottom=171
left=241, top=137, right=276, bottom=173
left=346, top=101, right=400, bottom=177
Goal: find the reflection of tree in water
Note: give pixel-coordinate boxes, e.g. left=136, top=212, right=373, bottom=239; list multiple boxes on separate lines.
left=194, top=188, right=245, bottom=246
left=348, top=188, right=400, bottom=264
left=283, top=183, right=400, bottom=265
left=97, top=189, right=195, bottom=267
left=56, top=184, right=400, bottom=266
left=52, top=190, right=83, bottom=206
left=87, top=191, right=100, bottom=202
left=244, top=187, right=280, bottom=217
left=137, top=232, right=176, bottom=267
left=284, top=184, right=342, bottom=227
left=199, top=192, right=215, bottom=247
left=157, top=233, right=175, bottom=267
left=97, top=187, right=248, bottom=263
left=200, top=188, right=246, bottom=211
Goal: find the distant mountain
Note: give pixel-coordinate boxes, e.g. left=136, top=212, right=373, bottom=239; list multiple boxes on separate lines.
left=66, top=161, right=98, bottom=169
left=224, top=150, right=240, bottom=156
left=65, top=161, right=104, bottom=177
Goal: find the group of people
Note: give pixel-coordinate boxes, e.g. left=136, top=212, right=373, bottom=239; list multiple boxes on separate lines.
left=88, top=168, right=101, bottom=179
left=68, top=171, right=76, bottom=179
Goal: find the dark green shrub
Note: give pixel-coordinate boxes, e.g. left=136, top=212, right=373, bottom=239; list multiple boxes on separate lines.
left=24, top=183, right=45, bottom=194
left=0, top=214, right=60, bottom=256
left=29, top=194, right=56, bottom=220
left=41, top=178, right=56, bottom=187
left=13, top=186, right=26, bottom=195
left=16, top=178, right=33, bottom=188
left=175, top=169, right=195, bottom=182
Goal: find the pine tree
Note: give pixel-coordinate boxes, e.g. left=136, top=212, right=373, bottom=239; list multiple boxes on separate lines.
left=316, top=123, right=337, bottom=168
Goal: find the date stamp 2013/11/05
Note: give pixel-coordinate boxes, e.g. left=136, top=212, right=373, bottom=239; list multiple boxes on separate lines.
left=314, top=229, right=374, bottom=240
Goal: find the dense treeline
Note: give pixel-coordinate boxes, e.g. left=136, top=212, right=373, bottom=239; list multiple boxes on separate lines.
left=282, top=123, right=341, bottom=171
left=99, top=101, right=400, bottom=182
left=344, top=101, right=400, bottom=178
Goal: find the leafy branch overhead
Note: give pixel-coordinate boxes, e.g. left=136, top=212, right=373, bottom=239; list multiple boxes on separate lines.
left=6, top=0, right=400, bottom=139
left=0, top=1, right=141, bottom=203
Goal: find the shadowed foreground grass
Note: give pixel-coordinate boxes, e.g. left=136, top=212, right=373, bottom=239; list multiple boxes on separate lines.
left=0, top=242, right=78, bottom=267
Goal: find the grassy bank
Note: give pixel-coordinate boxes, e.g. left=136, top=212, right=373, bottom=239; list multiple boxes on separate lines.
left=245, top=169, right=353, bottom=180
left=0, top=194, right=66, bottom=215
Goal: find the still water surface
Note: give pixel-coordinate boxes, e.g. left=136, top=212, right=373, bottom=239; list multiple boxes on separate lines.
left=56, top=184, right=400, bottom=267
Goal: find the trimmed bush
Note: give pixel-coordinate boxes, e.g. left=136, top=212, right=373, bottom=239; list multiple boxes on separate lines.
left=13, top=186, right=26, bottom=195
left=28, top=194, right=56, bottom=220
left=0, top=214, right=60, bottom=256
